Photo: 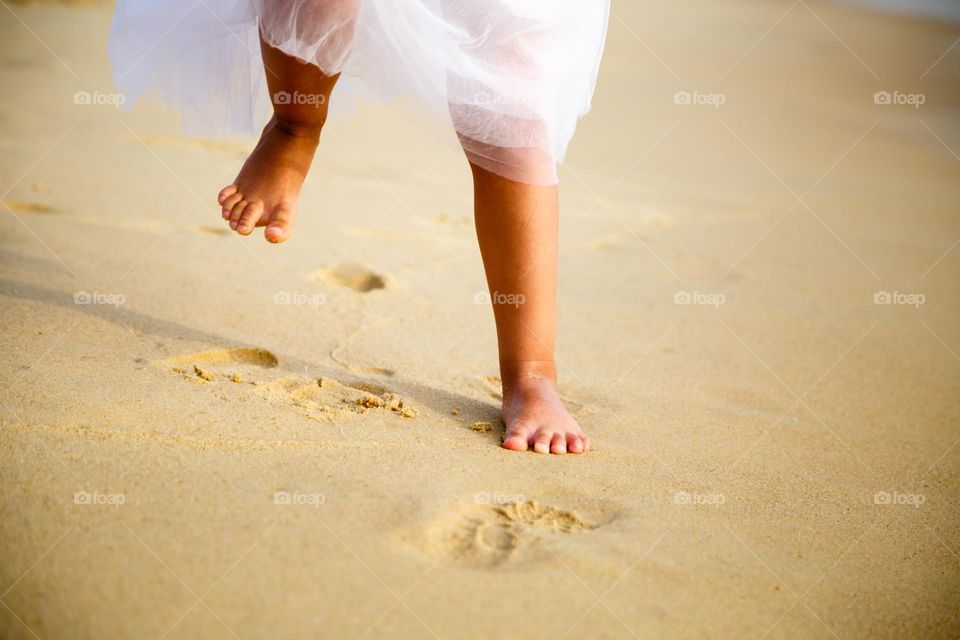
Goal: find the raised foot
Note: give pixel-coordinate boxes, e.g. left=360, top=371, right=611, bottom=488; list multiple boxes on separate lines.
left=217, top=117, right=319, bottom=243
left=501, top=374, right=591, bottom=455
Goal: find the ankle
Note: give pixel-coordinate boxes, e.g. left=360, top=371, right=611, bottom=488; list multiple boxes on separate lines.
left=499, top=359, right=557, bottom=391
left=268, top=113, right=324, bottom=141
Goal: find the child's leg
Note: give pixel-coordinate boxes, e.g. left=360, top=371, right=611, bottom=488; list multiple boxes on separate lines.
left=218, top=37, right=340, bottom=243
left=470, top=163, right=591, bottom=454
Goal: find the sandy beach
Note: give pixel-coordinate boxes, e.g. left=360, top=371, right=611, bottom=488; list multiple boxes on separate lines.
left=1, top=0, right=959, bottom=638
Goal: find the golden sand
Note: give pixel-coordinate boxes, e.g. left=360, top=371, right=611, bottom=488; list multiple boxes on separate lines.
left=1, top=1, right=958, bottom=638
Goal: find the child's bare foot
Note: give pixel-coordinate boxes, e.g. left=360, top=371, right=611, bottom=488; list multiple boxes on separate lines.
left=500, top=363, right=591, bottom=454
left=217, top=116, right=320, bottom=243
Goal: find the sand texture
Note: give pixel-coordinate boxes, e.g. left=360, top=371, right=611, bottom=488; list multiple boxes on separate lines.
left=1, top=1, right=959, bottom=638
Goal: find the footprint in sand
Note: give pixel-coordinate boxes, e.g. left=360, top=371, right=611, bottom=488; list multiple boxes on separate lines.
left=310, top=263, right=388, bottom=293
left=194, top=225, right=231, bottom=236
left=363, top=366, right=395, bottom=377
left=162, top=347, right=415, bottom=420
left=257, top=376, right=416, bottom=420
left=422, top=500, right=594, bottom=567
left=163, top=347, right=279, bottom=384
left=165, top=347, right=279, bottom=369
left=2, top=200, right=57, bottom=215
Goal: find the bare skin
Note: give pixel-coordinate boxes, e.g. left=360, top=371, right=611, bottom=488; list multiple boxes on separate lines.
left=470, top=164, right=591, bottom=454
left=221, top=38, right=590, bottom=453
left=218, top=37, right=339, bottom=243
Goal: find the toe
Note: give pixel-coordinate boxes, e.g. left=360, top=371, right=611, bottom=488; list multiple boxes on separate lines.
left=532, top=430, right=552, bottom=454
left=550, top=433, right=567, bottom=454
left=218, top=184, right=238, bottom=204
left=502, top=435, right=528, bottom=451
left=229, top=200, right=248, bottom=230
left=221, top=193, right=243, bottom=218
left=237, top=200, right=264, bottom=235
left=265, top=205, right=296, bottom=243
left=502, top=420, right=535, bottom=452
left=567, top=433, right=584, bottom=454
left=581, top=435, right=592, bottom=451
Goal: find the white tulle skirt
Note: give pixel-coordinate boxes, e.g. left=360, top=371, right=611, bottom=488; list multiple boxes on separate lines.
left=109, top=0, right=610, bottom=185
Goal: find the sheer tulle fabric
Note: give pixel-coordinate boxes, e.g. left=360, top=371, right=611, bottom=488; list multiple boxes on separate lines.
left=109, top=0, right=610, bottom=184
